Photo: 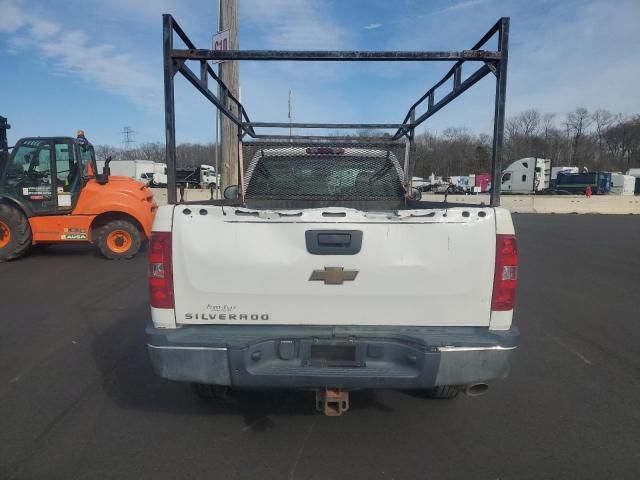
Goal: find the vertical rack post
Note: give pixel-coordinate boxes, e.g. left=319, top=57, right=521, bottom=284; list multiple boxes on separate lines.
left=490, top=17, right=509, bottom=207
left=404, top=108, right=416, bottom=189
left=163, top=14, right=178, bottom=205
left=236, top=96, right=245, bottom=201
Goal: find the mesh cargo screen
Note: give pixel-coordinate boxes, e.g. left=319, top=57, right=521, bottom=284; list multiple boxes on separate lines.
left=242, top=142, right=407, bottom=201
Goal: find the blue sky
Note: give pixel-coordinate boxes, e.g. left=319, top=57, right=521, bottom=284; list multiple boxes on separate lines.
left=1, top=0, right=639, bottom=145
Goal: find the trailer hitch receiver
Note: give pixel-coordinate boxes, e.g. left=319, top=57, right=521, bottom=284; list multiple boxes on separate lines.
left=316, top=388, right=349, bottom=416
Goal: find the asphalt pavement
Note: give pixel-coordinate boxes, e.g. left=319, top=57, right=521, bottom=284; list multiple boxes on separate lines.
left=1, top=214, right=639, bottom=479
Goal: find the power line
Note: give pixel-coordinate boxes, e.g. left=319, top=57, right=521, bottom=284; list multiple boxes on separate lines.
left=121, top=126, right=136, bottom=149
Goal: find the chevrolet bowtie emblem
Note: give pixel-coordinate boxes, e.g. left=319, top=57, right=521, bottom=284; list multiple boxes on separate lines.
left=309, top=267, right=359, bottom=285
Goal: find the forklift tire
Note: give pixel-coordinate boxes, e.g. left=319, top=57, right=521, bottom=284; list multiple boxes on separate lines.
left=0, top=204, right=32, bottom=262
left=96, top=220, right=142, bottom=260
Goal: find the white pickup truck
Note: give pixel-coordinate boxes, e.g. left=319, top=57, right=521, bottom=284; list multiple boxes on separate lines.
left=146, top=144, right=519, bottom=412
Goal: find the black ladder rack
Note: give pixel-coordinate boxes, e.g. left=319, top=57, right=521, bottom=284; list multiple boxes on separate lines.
left=163, top=14, right=509, bottom=206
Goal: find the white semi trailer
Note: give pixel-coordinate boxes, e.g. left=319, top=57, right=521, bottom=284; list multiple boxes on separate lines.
left=500, top=158, right=550, bottom=194
left=611, top=173, right=636, bottom=195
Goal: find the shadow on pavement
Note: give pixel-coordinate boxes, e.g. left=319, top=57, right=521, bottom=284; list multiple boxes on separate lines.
left=28, top=242, right=148, bottom=259
left=90, top=311, right=397, bottom=428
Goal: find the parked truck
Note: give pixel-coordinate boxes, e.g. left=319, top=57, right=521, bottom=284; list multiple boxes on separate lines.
left=174, top=165, right=217, bottom=189
left=500, top=158, right=550, bottom=194
left=149, top=163, right=168, bottom=187
left=555, top=171, right=612, bottom=194
left=550, top=166, right=578, bottom=187
left=147, top=143, right=519, bottom=412
left=147, top=15, right=517, bottom=415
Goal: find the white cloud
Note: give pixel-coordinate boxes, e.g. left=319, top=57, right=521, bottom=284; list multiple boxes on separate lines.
left=365, top=0, right=640, bottom=133
left=363, top=23, right=382, bottom=30
left=0, top=0, right=26, bottom=32
left=88, top=0, right=199, bottom=28
left=0, top=0, right=160, bottom=108
left=237, top=0, right=355, bottom=129
left=507, top=0, right=640, bottom=119
left=442, top=0, right=488, bottom=12
left=241, top=0, right=349, bottom=49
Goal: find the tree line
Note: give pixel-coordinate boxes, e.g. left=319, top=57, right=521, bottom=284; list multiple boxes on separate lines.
left=94, top=107, right=640, bottom=177
left=94, top=142, right=218, bottom=169
left=412, top=108, right=640, bottom=178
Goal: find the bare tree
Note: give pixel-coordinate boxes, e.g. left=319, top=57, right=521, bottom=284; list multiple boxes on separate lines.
left=94, top=144, right=116, bottom=161
left=565, top=107, right=592, bottom=164
left=518, top=109, right=541, bottom=138
left=605, top=115, right=640, bottom=170
left=592, top=109, right=613, bottom=164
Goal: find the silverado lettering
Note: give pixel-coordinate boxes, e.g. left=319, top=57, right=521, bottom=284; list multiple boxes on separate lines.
left=184, top=313, right=270, bottom=321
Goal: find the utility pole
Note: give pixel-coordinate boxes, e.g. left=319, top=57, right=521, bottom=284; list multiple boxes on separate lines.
left=122, top=126, right=136, bottom=147
left=121, top=126, right=136, bottom=159
left=218, top=0, right=239, bottom=190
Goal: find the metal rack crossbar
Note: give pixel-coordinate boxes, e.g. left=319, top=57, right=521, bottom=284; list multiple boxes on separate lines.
left=163, top=14, right=509, bottom=206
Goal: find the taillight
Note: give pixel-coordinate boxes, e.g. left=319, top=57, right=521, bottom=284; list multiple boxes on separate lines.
left=148, top=232, right=174, bottom=309
left=491, top=234, right=518, bottom=311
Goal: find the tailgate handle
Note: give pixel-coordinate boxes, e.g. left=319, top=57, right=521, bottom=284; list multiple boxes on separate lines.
left=318, top=233, right=351, bottom=246
left=306, top=230, right=362, bottom=255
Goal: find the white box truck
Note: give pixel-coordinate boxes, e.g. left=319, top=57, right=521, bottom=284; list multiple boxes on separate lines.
left=96, top=159, right=155, bottom=184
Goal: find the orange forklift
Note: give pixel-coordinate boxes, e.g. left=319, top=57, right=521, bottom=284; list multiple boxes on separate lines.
left=0, top=116, right=156, bottom=261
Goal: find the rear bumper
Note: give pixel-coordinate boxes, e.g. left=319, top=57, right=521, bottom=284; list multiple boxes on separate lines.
left=146, top=324, right=519, bottom=389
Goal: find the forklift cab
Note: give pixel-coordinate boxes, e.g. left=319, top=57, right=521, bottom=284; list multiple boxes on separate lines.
left=0, top=134, right=96, bottom=215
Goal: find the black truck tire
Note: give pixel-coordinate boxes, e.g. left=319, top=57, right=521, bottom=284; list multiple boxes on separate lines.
left=96, top=219, right=142, bottom=260
left=425, top=385, right=459, bottom=399
left=0, top=203, right=32, bottom=262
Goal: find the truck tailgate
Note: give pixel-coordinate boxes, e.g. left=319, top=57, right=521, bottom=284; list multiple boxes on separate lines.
left=172, top=206, right=496, bottom=327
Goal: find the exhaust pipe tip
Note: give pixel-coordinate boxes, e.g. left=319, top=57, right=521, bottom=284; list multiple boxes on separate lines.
left=464, top=383, right=489, bottom=397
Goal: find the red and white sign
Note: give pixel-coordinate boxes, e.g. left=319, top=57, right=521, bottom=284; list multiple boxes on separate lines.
left=212, top=29, right=230, bottom=64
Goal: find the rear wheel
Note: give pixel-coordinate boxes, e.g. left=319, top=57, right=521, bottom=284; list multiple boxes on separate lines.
left=0, top=204, right=32, bottom=262
left=424, top=385, right=459, bottom=399
left=96, top=220, right=142, bottom=260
